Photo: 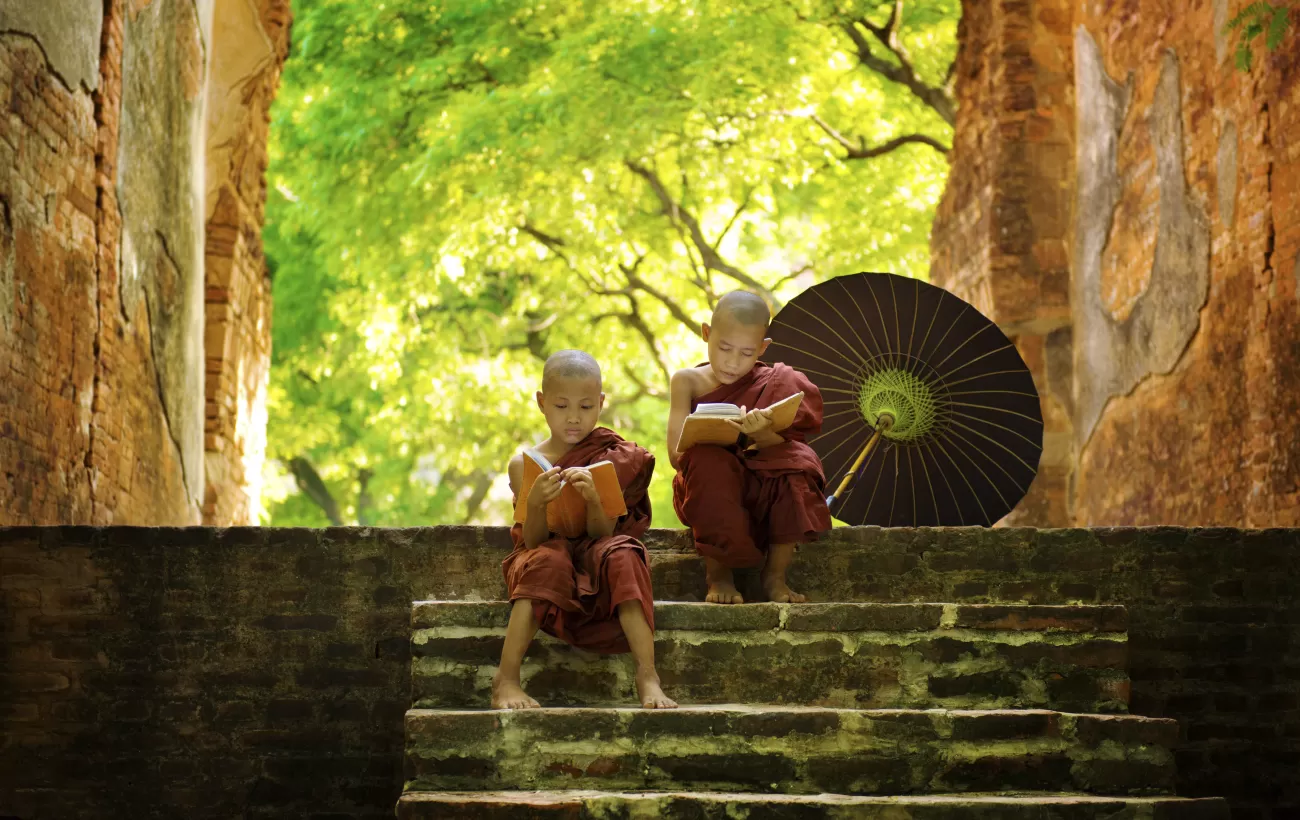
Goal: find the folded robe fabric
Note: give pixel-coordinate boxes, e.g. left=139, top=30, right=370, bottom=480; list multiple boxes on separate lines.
left=503, top=427, right=655, bottom=654
left=673, top=362, right=831, bottom=568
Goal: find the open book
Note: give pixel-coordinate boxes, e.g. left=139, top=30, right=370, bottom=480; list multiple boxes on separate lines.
left=511, top=449, right=628, bottom=538
left=675, top=391, right=804, bottom=453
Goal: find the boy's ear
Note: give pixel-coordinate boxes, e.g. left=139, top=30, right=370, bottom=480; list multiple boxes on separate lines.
left=535, top=390, right=545, bottom=412
left=598, top=392, right=606, bottom=412
left=758, top=338, right=772, bottom=357
left=701, top=322, right=711, bottom=341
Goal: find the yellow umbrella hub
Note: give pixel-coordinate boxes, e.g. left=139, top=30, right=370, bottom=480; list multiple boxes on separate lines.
left=857, top=367, right=937, bottom=441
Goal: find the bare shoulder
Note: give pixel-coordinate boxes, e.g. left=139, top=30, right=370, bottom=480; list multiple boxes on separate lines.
left=669, top=366, right=710, bottom=400
left=506, top=452, right=524, bottom=494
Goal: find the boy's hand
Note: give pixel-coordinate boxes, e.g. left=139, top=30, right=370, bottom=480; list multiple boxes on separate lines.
left=527, top=466, right=564, bottom=510
left=562, top=467, right=602, bottom=505
left=726, top=405, right=775, bottom=436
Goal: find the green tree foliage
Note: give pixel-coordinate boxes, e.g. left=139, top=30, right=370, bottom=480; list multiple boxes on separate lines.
left=1226, top=2, right=1294, bottom=71
left=262, top=0, right=958, bottom=526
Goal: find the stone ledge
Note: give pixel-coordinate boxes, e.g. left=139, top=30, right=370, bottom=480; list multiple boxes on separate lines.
left=396, top=791, right=1231, bottom=820
left=412, top=601, right=1128, bottom=633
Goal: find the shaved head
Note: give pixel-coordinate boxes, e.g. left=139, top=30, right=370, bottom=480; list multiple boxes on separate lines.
left=712, top=290, right=771, bottom=331
left=541, top=349, right=602, bottom=392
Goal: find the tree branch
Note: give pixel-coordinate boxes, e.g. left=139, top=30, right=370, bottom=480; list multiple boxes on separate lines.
left=840, top=3, right=956, bottom=126
left=288, top=456, right=343, bottom=526
left=356, top=468, right=375, bottom=526
left=772, top=263, right=816, bottom=291
left=806, top=112, right=950, bottom=158
left=460, top=470, right=495, bottom=524
left=621, top=266, right=697, bottom=332
left=625, top=160, right=781, bottom=308
left=713, top=188, right=753, bottom=252
left=593, top=297, right=672, bottom=385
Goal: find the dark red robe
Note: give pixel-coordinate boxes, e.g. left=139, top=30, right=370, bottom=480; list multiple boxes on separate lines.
left=502, top=427, right=655, bottom=654
left=672, top=362, right=831, bottom=568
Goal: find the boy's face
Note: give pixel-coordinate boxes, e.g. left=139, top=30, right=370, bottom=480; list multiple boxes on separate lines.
left=702, top=317, right=771, bottom=385
left=536, top=375, right=604, bottom=445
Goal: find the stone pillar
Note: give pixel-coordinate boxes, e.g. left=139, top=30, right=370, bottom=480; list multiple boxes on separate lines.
left=929, top=0, right=1077, bottom=526
left=201, top=0, right=291, bottom=525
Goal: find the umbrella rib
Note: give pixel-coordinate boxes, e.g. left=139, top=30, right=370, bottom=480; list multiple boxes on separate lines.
left=812, top=418, right=879, bottom=466
left=945, top=389, right=1041, bottom=399
left=925, top=432, right=993, bottom=525
left=933, top=426, right=1013, bottom=513
left=847, top=439, right=889, bottom=522
left=905, top=445, right=918, bottom=527
left=907, top=276, right=921, bottom=364
left=930, top=322, right=997, bottom=374
left=915, top=440, right=943, bottom=525
left=887, top=446, right=900, bottom=527
left=811, top=282, right=877, bottom=363
left=772, top=360, right=861, bottom=387
left=766, top=319, right=866, bottom=382
left=916, top=285, right=945, bottom=360
left=940, top=369, right=1035, bottom=390
left=940, top=408, right=1045, bottom=457
left=944, top=401, right=1046, bottom=426
left=779, top=300, right=871, bottom=375
left=921, top=439, right=962, bottom=525
left=819, top=386, right=863, bottom=397
left=888, top=275, right=904, bottom=369
left=942, top=417, right=1039, bottom=476
left=937, top=342, right=1018, bottom=382
left=835, top=275, right=888, bottom=361
left=922, top=303, right=967, bottom=374
left=865, top=281, right=901, bottom=370
left=822, top=407, right=867, bottom=422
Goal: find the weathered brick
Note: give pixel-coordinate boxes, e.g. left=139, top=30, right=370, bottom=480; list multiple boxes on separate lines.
left=256, top=614, right=339, bottom=631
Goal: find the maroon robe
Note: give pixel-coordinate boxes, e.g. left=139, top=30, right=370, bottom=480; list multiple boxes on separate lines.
left=503, top=427, right=655, bottom=654
left=672, top=362, right=831, bottom=568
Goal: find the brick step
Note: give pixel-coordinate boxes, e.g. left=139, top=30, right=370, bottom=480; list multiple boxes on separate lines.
left=411, top=602, right=1130, bottom=712
left=396, top=791, right=1230, bottom=820
left=404, top=706, right=1177, bottom=796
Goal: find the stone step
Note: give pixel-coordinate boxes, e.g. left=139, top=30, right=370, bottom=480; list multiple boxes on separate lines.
left=396, top=791, right=1231, bottom=819
left=404, top=706, right=1177, bottom=796
left=411, top=602, right=1130, bottom=712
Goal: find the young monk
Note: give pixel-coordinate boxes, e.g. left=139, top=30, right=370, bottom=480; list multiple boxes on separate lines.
left=495, top=349, right=676, bottom=710
left=668, top=290, right=831, bottom=605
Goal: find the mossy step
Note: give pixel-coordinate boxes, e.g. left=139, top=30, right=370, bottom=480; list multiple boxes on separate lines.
left=411, top=602, right=1130, bottom=712
left=404, top=706, right=1177, bottom=796
left=396, top=791, right=1230, bottom=820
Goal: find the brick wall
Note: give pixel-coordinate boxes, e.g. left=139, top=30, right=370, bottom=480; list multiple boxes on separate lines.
left=1069, top=0, right=1300, bottom=527
left=930, top=0, right=1077, bottom=528
left=929, top=0, right=1300, bottom=528
left=2, top=526, right=1297, bottom=818
left=0, top=0, right=288, bottom=528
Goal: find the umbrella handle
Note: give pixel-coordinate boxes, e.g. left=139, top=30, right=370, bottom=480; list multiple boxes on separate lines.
left=826, top=414, right=894, bottom=508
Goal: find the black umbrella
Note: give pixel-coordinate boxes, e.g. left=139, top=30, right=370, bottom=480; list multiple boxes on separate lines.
left=766, top=272, right=1043, bottom=526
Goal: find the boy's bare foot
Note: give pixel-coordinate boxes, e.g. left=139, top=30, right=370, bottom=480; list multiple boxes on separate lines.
left=705, top=580, right=745, bottom=604
left=761, top=573, right=807, bottom=603
left=491, top=675, right=540, bottom=709
left=635, top=668, right=678, bottom=709
left=704, top=559, right=744, bottom=604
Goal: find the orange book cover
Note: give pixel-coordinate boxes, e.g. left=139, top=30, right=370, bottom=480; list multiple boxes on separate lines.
left=675, top=391, right=803, bottom=453
left=512, top=450, right=627, bottom=538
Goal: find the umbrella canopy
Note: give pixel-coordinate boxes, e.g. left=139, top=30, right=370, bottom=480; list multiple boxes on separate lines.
left=766, top=272, right=1043, bottom=526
